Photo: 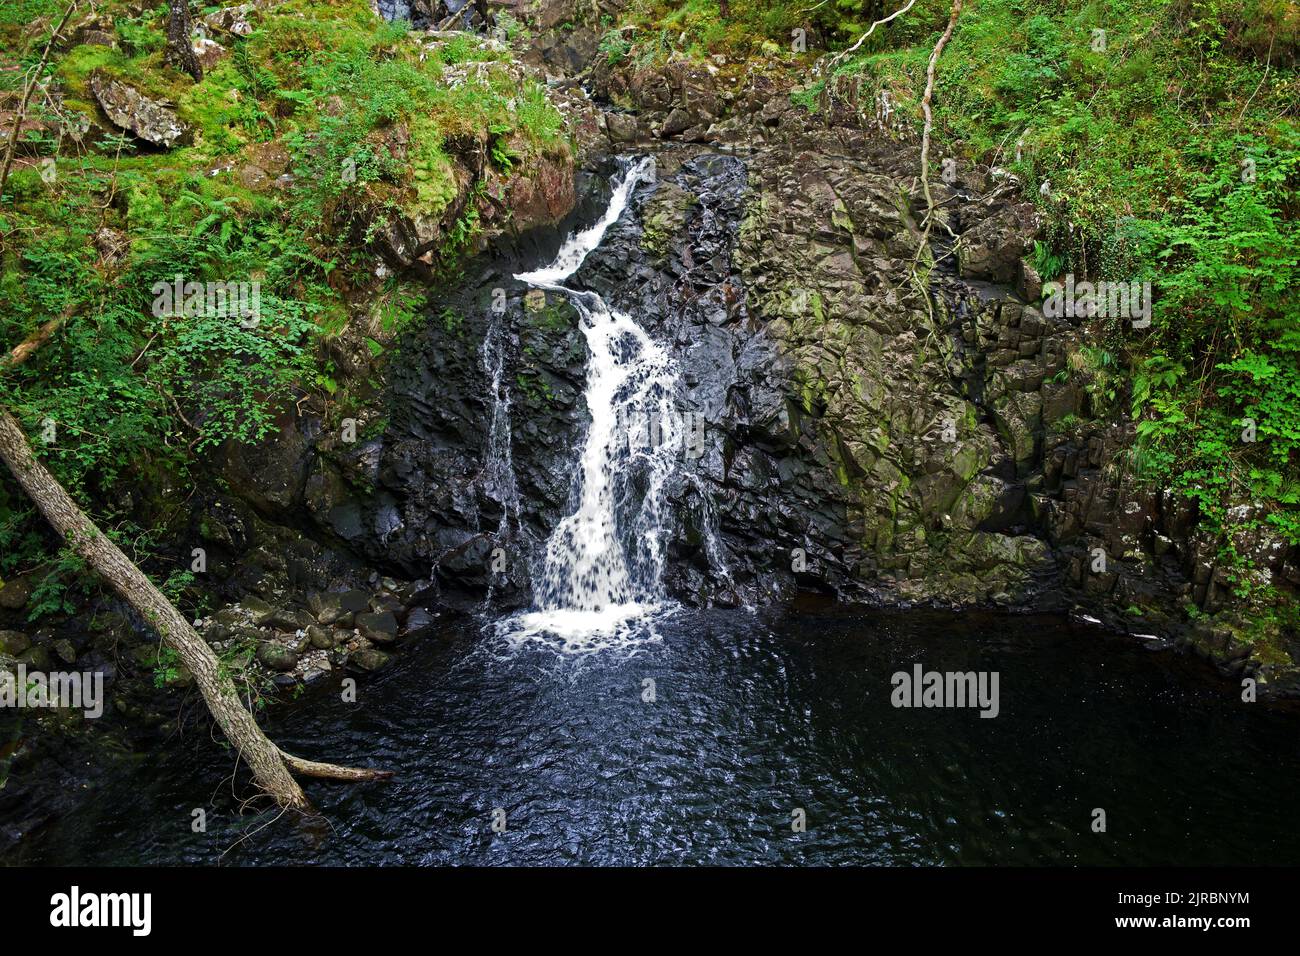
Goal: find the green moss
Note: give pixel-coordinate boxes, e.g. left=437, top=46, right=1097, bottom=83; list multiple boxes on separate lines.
left=640, top=183, right=697, bottom=259
left=405, top=117, right=459, bottom=219
left=56, top=43, right=128, bottom=99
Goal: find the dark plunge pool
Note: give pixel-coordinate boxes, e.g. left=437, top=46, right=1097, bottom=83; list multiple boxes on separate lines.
left=5, top=607, right=1299, bottom=865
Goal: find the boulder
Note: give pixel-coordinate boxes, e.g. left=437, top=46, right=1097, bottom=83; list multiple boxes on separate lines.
left=356, top=611, right=398, bottom=644
left=349, top=648, right=392, bottom=672
left=89, top=73, right=189, bottom=147
left=256, top=642, right=299, bottom=672
left=0, top=577, right=32, bottom=610
left=306, top=625, right=336, bottom=650
left=0, top=631, right=31, bottom=656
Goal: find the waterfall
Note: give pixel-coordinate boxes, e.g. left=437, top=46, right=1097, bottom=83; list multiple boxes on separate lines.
left=504, top=157, right=687, bottom=651
left=479, top=315, right=522, bottom=604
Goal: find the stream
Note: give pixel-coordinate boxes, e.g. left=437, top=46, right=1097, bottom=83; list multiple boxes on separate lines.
left=9, top=607, right=1300, bottom=866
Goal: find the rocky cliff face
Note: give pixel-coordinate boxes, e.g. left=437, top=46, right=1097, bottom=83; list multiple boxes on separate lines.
left=198, top=7, right=1298, bottom=693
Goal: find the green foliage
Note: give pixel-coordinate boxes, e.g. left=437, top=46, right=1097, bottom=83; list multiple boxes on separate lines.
left=1128, top=133, right=1300, bottom=545
left=1, top=0, right=570, bottom=600
left=151, top=646, right=182, bottom=688
left=25, top=547, right=90, bottom=623
left=804, top=0, right=1300, bottom=574
left=599, top=28, right=634, bottom=66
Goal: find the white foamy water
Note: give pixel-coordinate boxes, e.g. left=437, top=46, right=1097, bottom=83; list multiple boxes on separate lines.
left=502, top=157, right=682, bottom=651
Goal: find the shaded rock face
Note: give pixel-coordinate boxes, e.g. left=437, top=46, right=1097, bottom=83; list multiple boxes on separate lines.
left=726, top=143, right=1057, bottom=606
left=268, top=145, right=1064, bottom=610
left=226, top=137, right=1295, bottom=637
left=219, top=166, right=622, bottom=607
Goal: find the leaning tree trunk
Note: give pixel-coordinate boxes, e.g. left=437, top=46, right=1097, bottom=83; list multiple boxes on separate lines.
left=165, top=0, right=203, bottom=82
left=0, top=411, right=307, bottom=807
left=2, top=0, right=386, bottom=812
left=0, top=409, right=393, bottom=807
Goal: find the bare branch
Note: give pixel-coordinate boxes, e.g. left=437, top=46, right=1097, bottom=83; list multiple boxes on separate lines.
left=829, top=0, right=918, bottom=69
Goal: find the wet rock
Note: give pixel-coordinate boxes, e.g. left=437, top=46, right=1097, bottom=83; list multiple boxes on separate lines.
left=234, top=596, right=276, bottom=625
left=369, top=593, right=403, bottom=615
left=266, top=606, right=304, bottom=630
left=356, top=611, right=398, bottom=644
left=52, top=639, right=77, bottom=665
left=89, top=73, right=189, bottom=147
left=306, top=625, right=336, bottom=650
left=348, top=647, right=392, bottom=672
left=307, top=591, right=344, bottom=624
left=0, top=578, right=31, bottom=610
left=256, top=642, right=299, bottom=672
left=0, top=631, right=31, bottom=656
left=298, top=649, right=332, bottom=682
left=401, top=607, right=437, bottom=636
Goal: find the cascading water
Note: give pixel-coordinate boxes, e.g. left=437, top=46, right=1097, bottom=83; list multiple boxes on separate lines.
left=478, top=315, right=523, bottom=604
left=503, top=157, right=686, bottom=651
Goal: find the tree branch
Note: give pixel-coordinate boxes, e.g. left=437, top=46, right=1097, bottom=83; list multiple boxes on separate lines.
left=829, top=0, right=918, bottom=69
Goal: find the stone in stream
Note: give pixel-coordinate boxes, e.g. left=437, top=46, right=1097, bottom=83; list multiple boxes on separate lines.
left=356, top=612, right=399, bottom=644
left=307, top=591, right=344, bottom=624
left=348, top=648, right=391, bottom=672
left=369, top=593, right=404, bottom=615
left=306, top=625, right=337, bottom=650
left=400, top=607, right=437, bottom=637
left=263, top=606, right=303, bottom=630
left=233, top=595, right=276, bottom=625
left=256, top=642, right=299, bottom=673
